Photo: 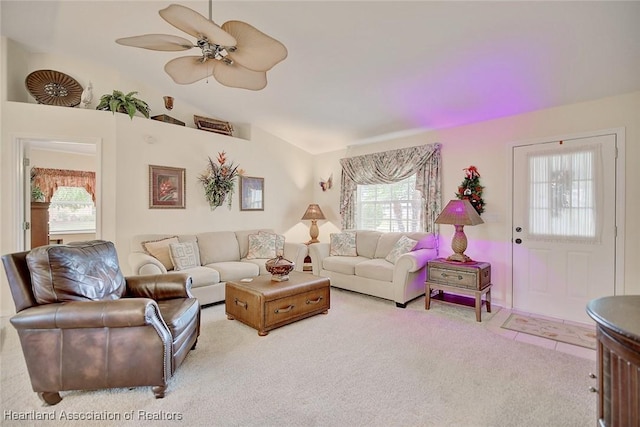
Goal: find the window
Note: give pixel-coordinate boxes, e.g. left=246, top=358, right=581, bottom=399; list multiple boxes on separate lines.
left=527, top=146, right=600, bottom=242
left=355, top=174, right=423, bottom=232
left=49, top=186, right=96, bottom=233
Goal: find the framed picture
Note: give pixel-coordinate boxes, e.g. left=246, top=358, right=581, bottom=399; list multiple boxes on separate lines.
left=240, top=176, right=264, bottom=211
left=149, top=165, right=185, bottom=209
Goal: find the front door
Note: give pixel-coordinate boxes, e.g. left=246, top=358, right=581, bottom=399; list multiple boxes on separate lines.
left=512, top=133, right=617, bottom=323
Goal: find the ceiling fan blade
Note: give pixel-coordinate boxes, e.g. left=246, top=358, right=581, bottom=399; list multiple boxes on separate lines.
left=159, top=4, right=236, bottom=47
left=164, top=56, right=217, bottom=85
left=116, top=34, right=194, bottom=51
left=222, top=21, right=288, bottom=71
left=213, top=63, right=268, bottom=91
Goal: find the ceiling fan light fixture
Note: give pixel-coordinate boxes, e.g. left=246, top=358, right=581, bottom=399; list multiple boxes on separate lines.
left=116, top=2, right=287, bottom=90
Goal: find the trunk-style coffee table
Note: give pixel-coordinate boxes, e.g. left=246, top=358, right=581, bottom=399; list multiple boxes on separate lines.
left=225, top=271, right=330, bottom=336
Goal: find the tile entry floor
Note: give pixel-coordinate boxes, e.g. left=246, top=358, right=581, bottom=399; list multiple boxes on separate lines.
left=484, top=306, right=597, bottom=361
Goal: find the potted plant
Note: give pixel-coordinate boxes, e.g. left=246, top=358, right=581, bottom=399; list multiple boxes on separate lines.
left=96, top=90, right=150, bottom=119
left=198, top=152, right=244, bottom=210
left=31, top=185, right=45, bottom=202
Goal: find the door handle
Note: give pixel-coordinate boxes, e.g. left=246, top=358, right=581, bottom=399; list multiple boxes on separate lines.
left=515, top=238, right=522, bottom=244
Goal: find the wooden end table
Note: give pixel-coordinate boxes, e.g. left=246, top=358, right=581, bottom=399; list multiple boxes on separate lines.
left=425, top=258, right=492, bottom=322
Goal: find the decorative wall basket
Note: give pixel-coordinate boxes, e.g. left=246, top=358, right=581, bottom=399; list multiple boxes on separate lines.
left=25, top=69, right=83, bottom=107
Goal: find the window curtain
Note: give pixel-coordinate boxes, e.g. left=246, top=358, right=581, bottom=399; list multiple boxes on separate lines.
left=339, top=143, right=442, bottom=231
left=31, top=168, right=96, bottom=202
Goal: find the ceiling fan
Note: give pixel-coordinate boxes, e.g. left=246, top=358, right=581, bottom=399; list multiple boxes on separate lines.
left=116, top=2, right=287, bottom=90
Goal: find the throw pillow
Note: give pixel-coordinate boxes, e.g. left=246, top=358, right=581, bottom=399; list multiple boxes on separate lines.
left=142, top=236, right=179, bottom=270
left=246, top=233, right=277, bottom=259
left=412, top=234, right=437, bottom=251
left=259, top=230, right=286, bottom=256
left=330, top=231, right=357, bottom=256
left=385, top=235, right=418, bottom=264
left=169, top=241, right=200, bottom=271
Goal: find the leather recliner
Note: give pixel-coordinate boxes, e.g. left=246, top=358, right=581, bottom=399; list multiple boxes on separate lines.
left=1, top=240, right=200, bottom=405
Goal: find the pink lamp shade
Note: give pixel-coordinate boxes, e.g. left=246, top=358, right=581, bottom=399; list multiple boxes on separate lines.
left=435, top=199, right=484, bottom=262
left=301, top=204, right=326, bottom=244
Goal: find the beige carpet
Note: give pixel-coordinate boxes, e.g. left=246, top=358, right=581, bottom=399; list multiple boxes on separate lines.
left=1, top=289, right=596, bottom=426
left=501, top=313, right=597, bottom=350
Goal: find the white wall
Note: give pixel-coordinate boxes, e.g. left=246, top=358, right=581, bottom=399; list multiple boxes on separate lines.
left=313, top=91, right=640, bottom=308
left=2, top=37, right=638, bottom=316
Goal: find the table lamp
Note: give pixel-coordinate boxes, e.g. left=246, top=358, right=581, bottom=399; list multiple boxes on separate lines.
left=435, top=199, right=484, bottom=262
left=301, top=204, right=326, bottom=244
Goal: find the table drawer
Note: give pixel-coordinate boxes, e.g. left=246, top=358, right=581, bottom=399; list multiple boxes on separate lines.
left=429, top=267, right=479, bottom=289
left=265, top=287, right=330, bottom=327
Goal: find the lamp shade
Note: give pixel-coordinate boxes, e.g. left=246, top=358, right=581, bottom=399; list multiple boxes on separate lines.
left=301, top=204, right=326, bottom=220
left=435, top=199, right=484, bottom=226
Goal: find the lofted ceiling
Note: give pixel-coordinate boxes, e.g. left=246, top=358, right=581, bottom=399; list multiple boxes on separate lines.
left=2, top=1, right=639, bottom=154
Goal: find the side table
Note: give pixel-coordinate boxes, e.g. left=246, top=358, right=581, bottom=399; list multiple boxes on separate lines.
left=425, top=258, right=492, bottom=322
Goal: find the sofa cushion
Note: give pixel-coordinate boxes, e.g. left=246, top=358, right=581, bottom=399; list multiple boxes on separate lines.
left=322, top=255, right=369, bottom=275
left=205, top=261, right=259, bottom=281
left=169, top=241, right=201, bottom=271
left=385, top=236, right=418, bottom=264
left=241, top=258, right=271, bottom=275
left=182, top=266, right=220, bottom=288
left=246, top=233, right=277, bottom=259
left=355, top=258, right=394, bottom=282
left=355, top=230, right=382, bottom=259
left=197, top=232, right=240, bottom=264
left=143, top=236, right=179, bottom=270
left=374, top=232, right=429, bottom=259
left=27, top=240, right=126, bottom=304
left=330, top=231, right=357, bottom=256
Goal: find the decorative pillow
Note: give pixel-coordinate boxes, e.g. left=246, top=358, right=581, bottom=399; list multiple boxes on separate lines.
left=385, top=236, right=418, bottom=264
left=246, top=233, right=277, bottom=259
left=169, top=241, right=200, bottom=271
left=330, top=231, right=357, bottom=256
left=259, top=231, right=285, bottom=256
left=412, top=234, right=437, bottom=251
left=27, top=240, right=125, bottom=304
left=142, top=236, right=179, bottom=270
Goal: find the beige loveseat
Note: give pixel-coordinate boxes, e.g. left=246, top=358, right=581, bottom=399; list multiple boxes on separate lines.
left=308, top=230, right=438, bottom=307
left=129, top=230, right=308, bottom=306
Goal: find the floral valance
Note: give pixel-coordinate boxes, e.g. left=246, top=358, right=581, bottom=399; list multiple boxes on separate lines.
left=31, top=167, right=96, bottom=202
left=339, top=143, right=442, bottom=232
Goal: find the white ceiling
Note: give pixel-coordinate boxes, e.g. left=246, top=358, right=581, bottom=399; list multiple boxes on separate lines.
left=2, top=1, right=640, bottom=154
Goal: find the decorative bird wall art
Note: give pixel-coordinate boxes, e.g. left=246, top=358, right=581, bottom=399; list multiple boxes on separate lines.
left=319, top=173, right=333, bottom=192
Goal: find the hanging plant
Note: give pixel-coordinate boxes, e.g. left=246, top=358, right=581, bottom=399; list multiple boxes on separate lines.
left=198, top=152, right=244, bottom=210
left=455, top=165, right=485, bottom=214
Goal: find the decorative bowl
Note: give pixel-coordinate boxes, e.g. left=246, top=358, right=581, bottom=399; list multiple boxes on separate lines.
left=265, top=256, right=295, bottom=281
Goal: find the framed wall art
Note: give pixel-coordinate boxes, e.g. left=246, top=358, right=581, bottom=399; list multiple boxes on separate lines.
left=149, top=165, right=185, bottom=209
left=240, top=176, right=264, bottom=211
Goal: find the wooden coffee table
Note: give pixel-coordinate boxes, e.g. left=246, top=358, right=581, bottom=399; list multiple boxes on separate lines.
left=225, top=271, right=330, bottom=336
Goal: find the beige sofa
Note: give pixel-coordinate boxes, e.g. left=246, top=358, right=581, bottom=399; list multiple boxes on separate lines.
left=129, top=230, right=308, bottom=306
left=308, top=231, right=438, bottom=307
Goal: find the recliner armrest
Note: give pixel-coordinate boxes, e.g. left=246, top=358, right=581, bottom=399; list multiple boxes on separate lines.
left=10, top=298, right=160, bottom=330
left=125, top=273, right=193, bottom=300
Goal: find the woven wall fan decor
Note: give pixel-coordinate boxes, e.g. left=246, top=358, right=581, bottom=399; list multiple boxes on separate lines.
left=25, top=69, right=83, bottom=107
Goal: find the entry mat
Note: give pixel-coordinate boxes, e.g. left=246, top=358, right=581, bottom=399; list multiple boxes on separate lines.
left=501, top=313, right=597, bottom=350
